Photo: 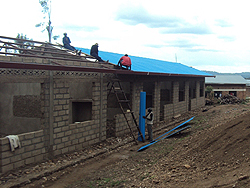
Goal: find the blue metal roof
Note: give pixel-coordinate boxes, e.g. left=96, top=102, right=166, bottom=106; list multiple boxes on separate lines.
left=77, top=47, right=212, bottom=77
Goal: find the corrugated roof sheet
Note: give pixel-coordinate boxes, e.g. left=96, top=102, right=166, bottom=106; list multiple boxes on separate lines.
left=78, top=48, right=212, bottom=77
left=205, top=75, right=247, bottom=84
left=246, top=80, right=250, bottom=86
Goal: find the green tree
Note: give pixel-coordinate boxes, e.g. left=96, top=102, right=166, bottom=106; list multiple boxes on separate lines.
left=205, top=85, right=214, bottom=100
left=14, top=33, right=34, bottom=54
left=36, top=0, right=59, bottom=43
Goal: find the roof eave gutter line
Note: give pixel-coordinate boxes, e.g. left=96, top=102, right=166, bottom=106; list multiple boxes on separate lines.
left=122, top=71, right=213, bottom=77
left=0, top=61, right=216, bottom=77
left=0, top=61, right=119, bottom=73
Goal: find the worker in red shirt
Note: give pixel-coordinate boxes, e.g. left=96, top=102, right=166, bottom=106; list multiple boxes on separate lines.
left=117, top=54, right=131, bottom=70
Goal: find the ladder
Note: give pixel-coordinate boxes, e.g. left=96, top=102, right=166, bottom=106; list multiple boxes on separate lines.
left=107, top=80, right=145, bottom=144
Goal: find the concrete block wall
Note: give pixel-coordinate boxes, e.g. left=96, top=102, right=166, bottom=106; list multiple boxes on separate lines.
left=197, top=97, right=205, bottom=108
left=115, top=113, right=136, bottom=137
left=0, top=58, right=207, bottom=174
left=164, top=81, right=188, bottom=120
left=52, top=81, right=70, bottom=156
left=0, top=74, right=108, bottom=173
left=173, top=81, right=179, bottom=104
left=131, top=81, right=143, bottom=116
left=174, top=101, right=188, bottom=115
left=164, top=104, right=174, bottom=121
left=237, top=91, right=245, bottom=100
left=40, top=81, right=50, bottom=162
left=53, top=120, right=97, bottom=156
left=190, top=97, right=205, bottom=111
left=0, top=54, right=111, bottom=70
left=41, top=82, right=50, bottom=130
left=0, top=55, right=50, bottom=66
left=53, top=81, right=70, bottom=131
left=190, top=81, right=205, bottom=110
left=246, top=87, right=250, bottom=98
left=114, top=81, right=142, bottom=137
left=153, top=81, right=161, bottom=122
left=190, top=98, right=197, bottom=111
left=0, top=130, right=46, bottom=173
left=92, top=81, right=107, bottom=142
left=52, top=80, right=107, bottom=156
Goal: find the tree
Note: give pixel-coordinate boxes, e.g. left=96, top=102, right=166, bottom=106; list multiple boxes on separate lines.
left=205, top=85, right=214, bottom=100
left=36, top=0, right=59, bottom=43
left=14, top=33, right=34, bottom=54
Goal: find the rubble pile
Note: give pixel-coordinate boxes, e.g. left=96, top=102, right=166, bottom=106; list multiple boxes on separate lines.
left=205, top=98, right=214, bottom=105
left=219, top=94, right=244, bottom=104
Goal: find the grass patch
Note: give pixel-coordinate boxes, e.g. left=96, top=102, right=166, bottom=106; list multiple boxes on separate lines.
left=140, top=172, right=150, bottom=181
left=191, top=116, right=210, bottom=130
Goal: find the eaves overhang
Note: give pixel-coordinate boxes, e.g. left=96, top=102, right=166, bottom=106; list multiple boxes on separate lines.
left=206, top=82, right=247, bottom=85
left=0, top=61, right=214, bottom=78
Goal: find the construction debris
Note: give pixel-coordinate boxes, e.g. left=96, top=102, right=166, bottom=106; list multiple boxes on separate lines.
left=206, top=94, right=246, bottom=105
left=219, top=94, right=245, bottom=104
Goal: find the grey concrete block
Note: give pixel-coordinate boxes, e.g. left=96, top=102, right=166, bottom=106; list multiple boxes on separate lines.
left=25, top=157, right=35, bottom=165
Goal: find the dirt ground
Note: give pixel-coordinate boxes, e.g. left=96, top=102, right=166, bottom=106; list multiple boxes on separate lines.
left=1, top=103, right=250, bottom=188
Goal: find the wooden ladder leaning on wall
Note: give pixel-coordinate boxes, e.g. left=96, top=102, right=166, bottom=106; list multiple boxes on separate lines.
left=107, top=79, right=145, bottom=144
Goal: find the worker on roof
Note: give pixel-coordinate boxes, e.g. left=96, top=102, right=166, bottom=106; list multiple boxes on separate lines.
left=90, top=43, right=104, bottom=62
left=63, top=33, right=76, bottom=51
left=117, top=54, right=131, bottom=70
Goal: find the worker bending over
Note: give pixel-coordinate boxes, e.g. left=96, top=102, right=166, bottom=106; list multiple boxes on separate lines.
left=118, top=54, right=131, bottom=70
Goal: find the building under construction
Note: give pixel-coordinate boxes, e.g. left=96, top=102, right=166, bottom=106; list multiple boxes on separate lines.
left=0, top=36, right=212, bottom=173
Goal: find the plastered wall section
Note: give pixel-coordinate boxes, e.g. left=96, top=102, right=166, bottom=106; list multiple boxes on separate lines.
left=0, top=130, right=46, bottom=173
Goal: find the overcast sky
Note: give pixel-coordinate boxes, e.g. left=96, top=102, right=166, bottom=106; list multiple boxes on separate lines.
left=2, top=0, right=250, bottom=73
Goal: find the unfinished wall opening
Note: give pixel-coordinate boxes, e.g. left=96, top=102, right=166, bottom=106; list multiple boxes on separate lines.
left=143, top=82, right=155, bottom=109
left=160, top=81, right=173, bottom=121
left=179, top=81, right=185, bottom=102
left=189, top=81, right=196, bottom=99
left=107, top=82, right=131, bottom=138
left=200, top=81, right=204, bottom=97
left=71, top=100, right=92, bottom=123
left=13, top=95, right=41, bottom=118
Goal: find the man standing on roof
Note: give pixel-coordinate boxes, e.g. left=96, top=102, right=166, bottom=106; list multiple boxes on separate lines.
left=143, top=108, right=154, bottom=142
left=117, top=54, right=131, bottom=70
left=62, top=33, right=76, bottom=51
left=90, top=43, right=104, bottom=62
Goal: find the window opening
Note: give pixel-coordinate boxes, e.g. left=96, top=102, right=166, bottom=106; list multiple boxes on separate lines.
left=200, top=81, right=204, bottom=97
left=179, top=81, right=185, bottom=102
left=72, top=101, right=92, bottom=123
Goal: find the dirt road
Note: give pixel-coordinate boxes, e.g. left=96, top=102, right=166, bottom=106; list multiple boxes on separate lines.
left=2, top=103, right=250, bottom=188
